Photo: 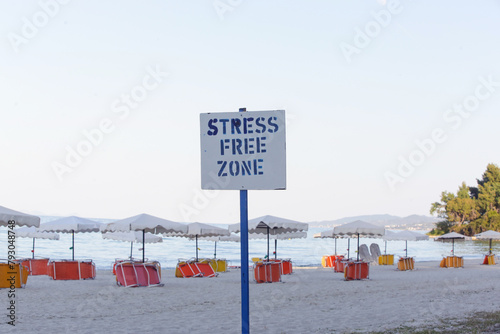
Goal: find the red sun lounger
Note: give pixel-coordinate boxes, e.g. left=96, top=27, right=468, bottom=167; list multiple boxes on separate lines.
left=115, top=261, right=163, bottom=287
left=48, top=260, right=96, bottom=280
left=17, top=258, right=50, bottom=276
left=175, top=259, right=217, bottom=278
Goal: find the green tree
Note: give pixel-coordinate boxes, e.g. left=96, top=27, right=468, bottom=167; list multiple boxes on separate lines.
left=430, top=163, right=500, bottom=236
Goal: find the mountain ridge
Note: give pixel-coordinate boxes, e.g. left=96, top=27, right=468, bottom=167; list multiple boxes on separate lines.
left=309, top=214, right=440, bottom=230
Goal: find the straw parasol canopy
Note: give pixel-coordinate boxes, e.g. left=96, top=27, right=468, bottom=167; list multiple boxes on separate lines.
left=102, top=231, right=163, bottom=259
left=0, top=205, right=40, bottom=227
left=383, top=230, right=429, bottom=257
left=228, top=215, right=309, bottom=260
left=435, top=232, right=467, bottom=256
left=14, top=226, right=59, bottom=259
left=167, top=222, right=230, bottom=261
left=100, top=213, right=187, bottom=262
left=333, top=220, right=385, bottom=261
left=40, top=216, right=101, bottom=260
left=475, top=230, right=500, bottom=255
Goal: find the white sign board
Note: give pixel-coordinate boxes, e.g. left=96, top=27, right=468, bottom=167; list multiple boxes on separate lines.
left=200, top=110, right=286, bottom=190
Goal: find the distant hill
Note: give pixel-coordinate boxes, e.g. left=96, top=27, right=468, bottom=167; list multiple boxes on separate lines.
left=310, top=214, right=440, bottom=230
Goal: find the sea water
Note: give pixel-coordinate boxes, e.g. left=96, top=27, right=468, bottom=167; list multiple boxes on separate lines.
left=1, top=216, right=497, bottom=270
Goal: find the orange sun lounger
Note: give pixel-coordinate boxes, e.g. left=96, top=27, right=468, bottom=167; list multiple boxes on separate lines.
left=397, top=257, right=415, bottom=271
left=335, top=258, right=349, bottom=273
left=175, top=259, right=217, bottom=278
left=254, top=261, right=282, bottom=283
left=344, top=261, right=369, bottom=280
left=439, top=256, right=464, bottom=268
left=322, top=255, right=335, bottom=268
left=0, top=262, right=29, bottom=288
left=322, top=255, right=344, bottom=269
left=17, top=258, right=50, bottom=276
left=115, top=261, right=162, bottom=287
left=269, top=258, right=293, bottom=275
left=47, top=260, right=96, bottom=280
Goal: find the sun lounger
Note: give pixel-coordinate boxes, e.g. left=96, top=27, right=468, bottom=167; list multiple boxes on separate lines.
left=115, top=261, right=163, bottom=287
left=0, top=261, right=29, bottom=288
left=47, top=259, right=96, bottom=280
left=208, top=258, right=228, bottom=272
left=439, top=256, right=463, bottom=268
left=358, top=244, right=373, bottom=262
left=370, top=243, right=382, bottom=263
left=175, top=259, right=218, bottom=278
left=344, top=261, right=369, bottom=280
left=397, top=257, right=415, bottom=271
left=269, top=258, right=292, bottom=275
left=322, top=255, right=334, bottom=268
left=254, top=260, right=281, bottom=283
left=335, top=257, right=349, bottom=273
left=482, top=254, right=495, bottom=265
left=17, top=258, right=50, bottom=275
left=378, top=254, right=394, bottom=265
left=322, top=255, right=344, bottom=268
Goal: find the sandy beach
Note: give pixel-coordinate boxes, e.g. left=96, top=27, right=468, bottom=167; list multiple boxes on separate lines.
left=2, top=260, right=500, bottom=333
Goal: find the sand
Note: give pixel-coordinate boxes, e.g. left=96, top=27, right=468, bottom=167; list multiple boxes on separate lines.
left=2, top=260, right=500, bottom=333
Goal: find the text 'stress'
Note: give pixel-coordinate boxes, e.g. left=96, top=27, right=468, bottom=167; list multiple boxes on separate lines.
left=200, top=110, right=286, bottom=190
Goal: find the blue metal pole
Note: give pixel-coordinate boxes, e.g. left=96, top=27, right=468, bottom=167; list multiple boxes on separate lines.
left=238, top=107, right=249, bottom=334
left=240, top=189, right=249, bottom=334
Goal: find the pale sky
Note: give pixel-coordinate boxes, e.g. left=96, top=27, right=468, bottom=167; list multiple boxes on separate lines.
left=1, top=0, right=499, bottom=224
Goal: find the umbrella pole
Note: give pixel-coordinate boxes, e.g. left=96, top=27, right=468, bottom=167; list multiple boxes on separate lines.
left=406, top=240, right=408, bottom=258
left=384, top=240, right=387, bottom=255
left=267, top=226, right=270, bottom=260
left=130, top=241, right=133, bottom=259
left=490, top=239, right=493, bottom=255
left=348, top=239, right=350, bottom=259
left=275, top=239, right=277, bottom=260
left=357, top=233, right=360, bottom=261
left=335, top=238, right=337, bottom=255
left=142, top=230, right=145, bottom=263
left=196, top=235, right=199, bottom=262
left=214, top=241, right=217, bottom=259
left=32, top=238, right=35, bottom=259
left=72, top=230, right=75, bottom=261
left=452, top=239, right=455, bottom=256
